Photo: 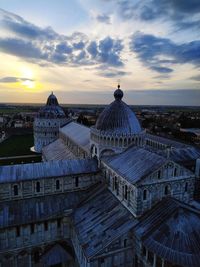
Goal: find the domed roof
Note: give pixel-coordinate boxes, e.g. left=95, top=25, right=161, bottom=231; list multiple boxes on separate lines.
left=95, top=85, right=141, bottom=135
left=38, top=92, right=66, bottom=119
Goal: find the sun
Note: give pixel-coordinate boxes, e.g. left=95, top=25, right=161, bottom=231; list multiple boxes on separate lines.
left=21, top=80, right=35, bottom=89
left=19, top=66, right=36, bottom=89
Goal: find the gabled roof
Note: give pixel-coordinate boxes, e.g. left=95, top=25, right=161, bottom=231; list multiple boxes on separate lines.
left=169, top=146, right=200, bottom=163
left=102, top=147, right=167, bottom=184
left=0, top=193, right=75, bottom=229
left=135, top=198, right=200, bottom=267
left=60, top=122, right=90, bottom=153
left=146, top=133, right=187, bottom=149
left=42, top=139, right=77, bottom=161
left=73, top=187, right=137, bottom=258
left=0, top=159, right=98, bottom=183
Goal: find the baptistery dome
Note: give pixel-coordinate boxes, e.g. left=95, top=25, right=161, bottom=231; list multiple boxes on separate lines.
left=95, top=85, right=141, bottom=135
left=37, top=92, right=66, bottom=119
left=33, top=92, right=69, bottom=153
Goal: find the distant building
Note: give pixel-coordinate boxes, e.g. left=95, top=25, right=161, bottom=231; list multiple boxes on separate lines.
left=0, top=86, right=200, bottom=267
left=14, top=120, right=24, bottom=128
left=33, top=92, right=69, bottom=153
left=180, top=128, right=200, bottom=143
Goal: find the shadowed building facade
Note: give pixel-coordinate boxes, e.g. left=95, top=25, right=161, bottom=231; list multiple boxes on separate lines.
left=0, top=86, right=200, bottom=267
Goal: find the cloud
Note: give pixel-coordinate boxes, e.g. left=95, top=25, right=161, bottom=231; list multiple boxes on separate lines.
left=130, top=32, right=200, bottom=73
left=98, top=69, right=131, bottom=78
left=112, top=0, right=200, bottom=31
left=0, top=76, right=34, bottom=83
left=190, top=75, right=200, bottom=81
left=0, top=38, right=45, bottom=59
left=96, top=14, right=111, bottom=24
left=73, top=41, right=85, bottom=50
left=0, top=8, right=58, bottom=40
left=0, top=9, right=124, bottom=70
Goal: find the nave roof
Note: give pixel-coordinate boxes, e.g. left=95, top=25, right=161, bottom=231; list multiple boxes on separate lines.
left=73, top=187, right=137, bottom=258
left=0, top=158, right=98, bottom=183
left=60, top=121, right=90, bottom=153
left=42, top=139, right=77, bottom=161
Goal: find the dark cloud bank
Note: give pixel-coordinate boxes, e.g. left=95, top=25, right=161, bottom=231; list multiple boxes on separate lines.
left=130, top=32, right=200, bottom=74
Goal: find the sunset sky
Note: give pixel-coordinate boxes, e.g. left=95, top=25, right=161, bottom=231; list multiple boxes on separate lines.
left=0, top=0, right=200, bottom=105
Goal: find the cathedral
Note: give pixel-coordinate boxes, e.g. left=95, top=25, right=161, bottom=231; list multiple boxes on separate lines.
left=0, top=85, right=200, bottom=267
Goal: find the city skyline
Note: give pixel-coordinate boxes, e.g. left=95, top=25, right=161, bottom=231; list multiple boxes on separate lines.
left=0, top=0, right=200, bottom=105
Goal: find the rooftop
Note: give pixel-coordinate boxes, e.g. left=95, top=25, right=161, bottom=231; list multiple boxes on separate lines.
left=37, top=92, right=66, bottom=119
left=74, top=187, right=137, bottom=258
left=0, top=159, right=98, bottom=183
left=42, top=139, right=77, bottom=161
left=94, top=86, right=142, bottom=135
left=103, top=146, right=167, bottom=184
left=135, top=198, right=200, bottom=267
left=60, top=122, right=90, bottom=153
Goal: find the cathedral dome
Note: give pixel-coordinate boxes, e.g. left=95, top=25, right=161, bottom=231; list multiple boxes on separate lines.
left=38, top=92, right=66, bottom=119
left=95, top=85, right=141, bottom=135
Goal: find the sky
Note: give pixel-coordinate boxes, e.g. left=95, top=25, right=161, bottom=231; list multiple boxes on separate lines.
left=0, top=0, right=200, bottom=105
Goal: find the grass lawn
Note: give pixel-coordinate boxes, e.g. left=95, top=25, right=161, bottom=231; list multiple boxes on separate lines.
left=0, top=134, right=35, bottom=157
left=0, top=155, right=42, bottom=166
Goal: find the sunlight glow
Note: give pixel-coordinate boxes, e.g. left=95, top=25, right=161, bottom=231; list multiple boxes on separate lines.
left=21, top=80, right=35, bottom=89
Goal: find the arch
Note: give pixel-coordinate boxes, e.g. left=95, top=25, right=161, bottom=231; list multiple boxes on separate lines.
left=174, top=167, right=177, bottom=176
left=56, top=179, right=60, bottom=190
left=119, top=138, right=123, bottom=147
left=124, top=138, right=127, bottom=146
left=90, top=144, right=98, bottom=157
left=124, top=184, right=128, bottom=200
left=111, top=137, right=114, bottom=146
left=164, top=185, right=170, bottom=195
left=13, top=184, right=19, bottom=196
left=185, top=182, right=188, bottom=192
left=36, top=181, right=41, bottom=193
left=143, top=189, right=147, bottom=200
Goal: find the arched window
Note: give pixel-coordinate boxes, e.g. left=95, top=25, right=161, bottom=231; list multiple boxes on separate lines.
left=143, top=189, right=147, bottom=200
left=185, top=182, right=188, bottom=192
left=114, top=177, right=118, bottom=190
left=31, top=223, right=35, bottom=234
left=174, top=168, right=177, bottom=176
left=124, top=185, right=128, bottom=200
left=164, top=185, right=169, bottom=195
left=158, top=170, right=161, bottom=179
left=56, top=179, right=60, bottom=190
left=44, top=221, right=48, bottom=231
left=36, top=181, right=40, bottom=193
left=124, top=239, right=127, bottom=247
left=13, top=185, right=19, bottom=196
left=16, top=226, right=20, bottom=237
left=75, top=177, right=79, bottom=187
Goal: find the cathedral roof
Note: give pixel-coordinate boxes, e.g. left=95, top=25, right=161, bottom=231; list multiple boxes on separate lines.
left=94, top=85, right=142, bottom=135
left=102, top=147, right=168, bottom=184
left=0, top=159, right=98, bottom=183
left=0, top=189, right=95, bottom=229
left=74, top=187, right=137, bottom=258
left=60, top=122, right=90, bottom=153
left=42, top=139, right=77, bottom=161
left=37, top=92, right=66, bottom=119
left=135, top=198, right=200, bottom=267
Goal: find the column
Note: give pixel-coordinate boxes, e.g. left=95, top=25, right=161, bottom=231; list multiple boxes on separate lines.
left=153, top=254, right=157, bottom=267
